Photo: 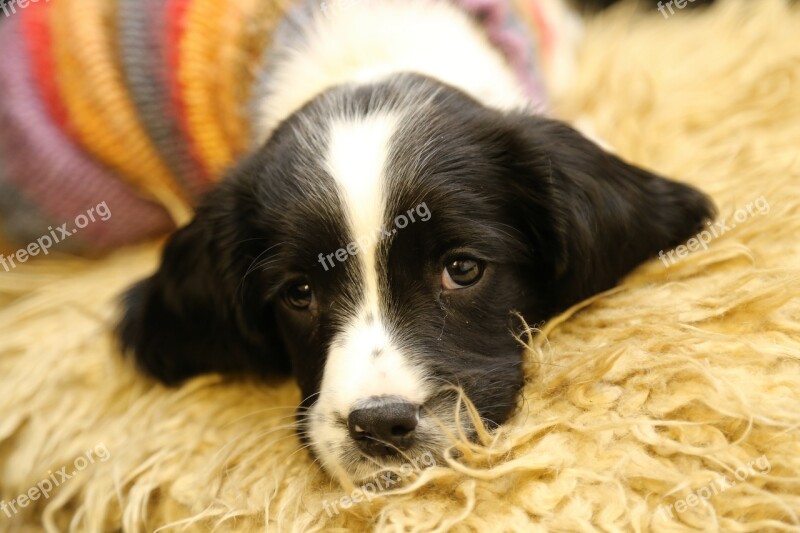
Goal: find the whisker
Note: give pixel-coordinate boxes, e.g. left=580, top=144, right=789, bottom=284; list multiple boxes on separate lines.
left=238, top=242, right=284, bottom=301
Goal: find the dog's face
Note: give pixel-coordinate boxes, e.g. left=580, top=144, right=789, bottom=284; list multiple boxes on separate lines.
left=119, top=75, right=713, bottom=479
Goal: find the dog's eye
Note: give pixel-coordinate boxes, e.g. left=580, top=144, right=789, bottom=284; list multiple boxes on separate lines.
left=285, top=281, right=314, bottom=310
left=442, top=258, right=484, bottom=289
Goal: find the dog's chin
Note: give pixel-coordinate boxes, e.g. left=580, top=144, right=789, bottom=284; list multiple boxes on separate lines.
left=337, top=442, right=447, bottom=482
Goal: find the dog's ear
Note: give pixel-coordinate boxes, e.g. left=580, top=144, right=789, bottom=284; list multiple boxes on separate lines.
left=504, top=115, right=715, bottom=313
left=117, top=186, right=290, bottom=385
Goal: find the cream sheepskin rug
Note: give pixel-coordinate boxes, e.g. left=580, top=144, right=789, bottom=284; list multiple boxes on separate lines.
left=1, top=0, right=799, bottom=530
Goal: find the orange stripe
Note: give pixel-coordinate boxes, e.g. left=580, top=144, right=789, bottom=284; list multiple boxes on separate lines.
left=523, top=0, right=555, bottom=64
left=179, top=0, right=234, bottom=178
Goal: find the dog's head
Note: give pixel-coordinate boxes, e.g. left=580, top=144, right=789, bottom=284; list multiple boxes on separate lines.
left=118, top=74, right=713, bottom=479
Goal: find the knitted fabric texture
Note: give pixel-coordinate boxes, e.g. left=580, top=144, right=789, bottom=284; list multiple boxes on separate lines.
left=0, top=0, right=552, bottom=250
left=117, top=0, right=207, bottom=199
left=0, top=20, right=174, bottom=249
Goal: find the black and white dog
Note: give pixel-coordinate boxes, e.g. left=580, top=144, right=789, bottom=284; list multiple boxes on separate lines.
left=119, top=0, right=714, bottom=479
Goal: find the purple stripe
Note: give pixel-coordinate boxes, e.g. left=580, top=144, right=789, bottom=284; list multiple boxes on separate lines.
left=118, top=0, right=208, bottom=199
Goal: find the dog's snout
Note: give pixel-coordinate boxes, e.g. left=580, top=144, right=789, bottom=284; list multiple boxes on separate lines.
left=347, top=396, right=419, bottom=456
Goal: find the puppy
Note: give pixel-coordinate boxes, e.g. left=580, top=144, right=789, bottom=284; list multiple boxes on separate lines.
left=119, top=0, right=715, bottom=480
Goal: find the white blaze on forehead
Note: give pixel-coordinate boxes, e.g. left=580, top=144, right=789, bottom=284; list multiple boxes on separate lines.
left=325, top=114, right=394, bottom=312
left=319, top=113, right=429, bottom=413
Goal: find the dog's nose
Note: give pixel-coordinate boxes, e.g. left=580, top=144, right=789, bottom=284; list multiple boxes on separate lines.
left=347, top=396, right=419, bottom=457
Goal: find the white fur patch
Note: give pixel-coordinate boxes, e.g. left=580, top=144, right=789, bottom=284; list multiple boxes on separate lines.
left=255, top=0, right=529, bottom=142
left=325, top=115, right=393, bottom=315
left=309, top=114, right=430, bottom=474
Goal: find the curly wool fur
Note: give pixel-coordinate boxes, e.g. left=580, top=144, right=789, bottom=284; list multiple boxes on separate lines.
left=1, top=0, right=799, bottom=530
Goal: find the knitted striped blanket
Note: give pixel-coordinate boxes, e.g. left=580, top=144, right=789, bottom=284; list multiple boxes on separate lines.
left=0, top=0, right=553, bottom=250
